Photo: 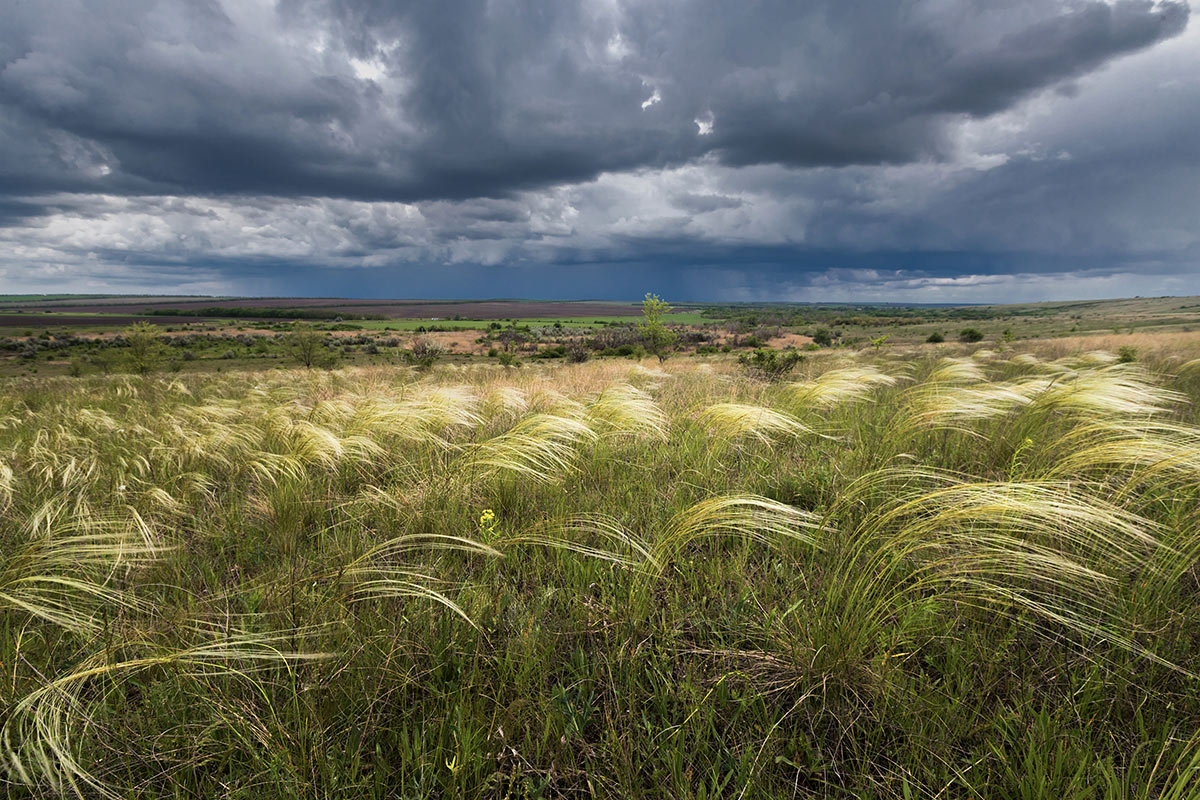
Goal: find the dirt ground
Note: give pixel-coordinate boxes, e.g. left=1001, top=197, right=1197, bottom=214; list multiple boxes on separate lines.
left=764, top=332, right=814, bottom=348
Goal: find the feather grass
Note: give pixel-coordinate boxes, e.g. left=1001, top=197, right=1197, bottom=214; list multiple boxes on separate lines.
left=697, top=402, right=817, bottom=445
left=587, top=383, right=669, bottom=441
left=461, top=413, right=597, bottom=484
left=785, top=366, right=899, bottom=411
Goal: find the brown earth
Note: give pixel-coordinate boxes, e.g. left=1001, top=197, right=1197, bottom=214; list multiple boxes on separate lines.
left=765, top=332, right=815, bottom=348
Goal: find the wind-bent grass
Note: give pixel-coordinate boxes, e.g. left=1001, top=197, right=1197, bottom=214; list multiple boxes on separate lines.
left=1047, top=419, right=1200, bottom=481
left=925, top=356, right=989, bottom=384
left=460, top=412, right=597, bottom=484
left=785, top=365, right=899, bottom=411
left=2, top=350, right=1200, bottom=798
left=820, top=469, right=1171, bottom=674
left=901, top=379, right=1044, bottom=434
left=1, top=500, right=164, bottom=633
left=586, top=383, right=669, bottom=441
left=653, top=494, right=826, bottom=571
left=3, top=633, right=327, bottom=799
left=697, top=402, right=816, bottom=445
left=514, top=515, right=663, bottom=572
left=337, top=533, right=501, bottom=625
left=1031, top=363, right=1186, bottom=418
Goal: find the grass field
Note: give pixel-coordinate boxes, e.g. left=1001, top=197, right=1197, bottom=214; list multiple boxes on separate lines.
left=2, top=334, right=1200, bottom=797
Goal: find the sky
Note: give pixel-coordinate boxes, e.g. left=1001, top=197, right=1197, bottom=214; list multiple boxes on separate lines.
left=1, top=0, right=1197, bottom=303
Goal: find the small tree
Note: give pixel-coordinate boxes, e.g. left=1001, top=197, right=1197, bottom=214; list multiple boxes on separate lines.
left=638, top=293, right=677, bottom=363
left=284, top=327, right=331, bottom=368
left=124, top=322, right=165, bottom=374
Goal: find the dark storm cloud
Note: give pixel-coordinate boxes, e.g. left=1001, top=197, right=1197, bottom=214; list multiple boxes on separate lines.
left=0, top=0, right=1187, bottom=203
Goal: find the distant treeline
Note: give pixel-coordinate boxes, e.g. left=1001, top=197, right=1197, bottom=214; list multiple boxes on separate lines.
left=146, top=306, right=386, bottom=321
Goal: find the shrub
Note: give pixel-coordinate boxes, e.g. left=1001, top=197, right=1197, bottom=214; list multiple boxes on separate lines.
left=958, top=328, right=985, bottom=343
left=405, top=338, right=444, bottom=370
left=1118, top=346, right=1138, bottom=363
left=926, top=331, right=945, bottom=344
left=812, top=328, right=833, bottom=347
left=566, top=342, right=590, bottom=363
left=737, top=348, right=805, bottom=381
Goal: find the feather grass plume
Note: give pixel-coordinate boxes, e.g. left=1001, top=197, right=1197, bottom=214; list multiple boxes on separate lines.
left=1045, top=419, right=1200, bottom=489
left=2, top=632, right=327, bottom=799
left=0, top=459, right=13, bottom=511
left=481, top=386, right=529, bottom=420
left=924, top=357, right=989, bottom=385
left=462, top=413, right=597, bottom=484
left=587, top=383, right=669, bottom=441
left=697, top=402, right=817, bottom=445
left=785, top=366, right=898, bottom=411
left=827, top=468, right=1170, bottom=669
left=902, top=380, right=1048, bottom=434
left=1, top=499, right=165, bottom=633
left=337, top=533, right=501, bottom=625
left=1032, top=364, right=1186, bottom=418
left=653, top=494, right=825, bottom=570
left=1177, top=357, right=1200, bottom=378
left=513, top=515, right=661, bottom=572
left=539, top=495, right=823, bottom=576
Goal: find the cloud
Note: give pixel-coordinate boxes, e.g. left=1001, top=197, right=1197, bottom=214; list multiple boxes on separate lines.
left=0, top=1, right=1195, bottom=301
left=0, top=0, right=1187, bottom=202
